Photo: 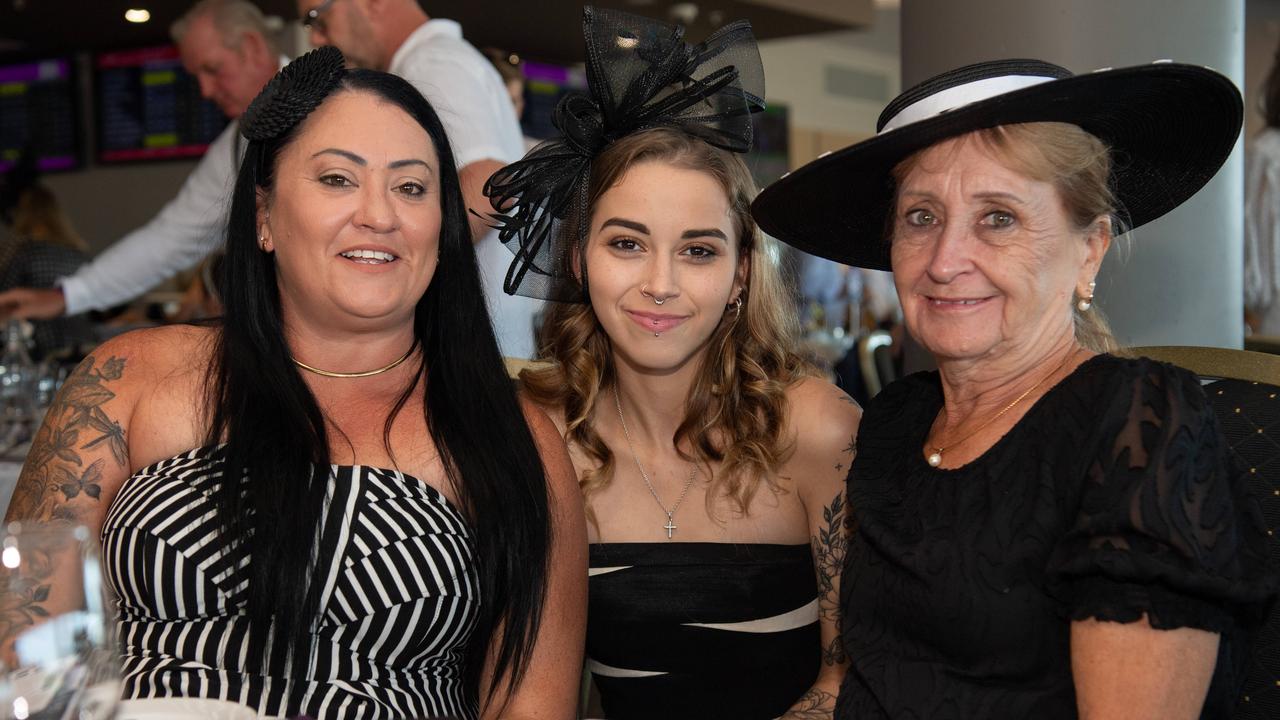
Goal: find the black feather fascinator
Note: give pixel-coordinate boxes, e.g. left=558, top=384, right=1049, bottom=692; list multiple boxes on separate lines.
left=483, top=6, right=765, bottom=302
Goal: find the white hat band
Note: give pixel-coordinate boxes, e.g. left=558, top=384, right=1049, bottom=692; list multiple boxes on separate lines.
left=878, top=74, right=1059, bottom=135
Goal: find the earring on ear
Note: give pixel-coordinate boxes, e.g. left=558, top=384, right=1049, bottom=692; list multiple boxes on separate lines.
left=729, top=296, right=743, bottom=318
left=1077, top=281, right=1096, bottom=312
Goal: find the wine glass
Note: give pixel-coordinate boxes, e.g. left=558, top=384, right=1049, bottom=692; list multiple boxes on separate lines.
left=0, top=321, right=40, bottom=457
left=0, top=521, right=119, bottom=720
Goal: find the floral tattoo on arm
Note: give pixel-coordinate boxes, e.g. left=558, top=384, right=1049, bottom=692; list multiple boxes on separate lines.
left=6, top=355, right=128, bottom=523
left=782, top=687, right=837, bottom=719
left=814, top=489, right=848, bottom=667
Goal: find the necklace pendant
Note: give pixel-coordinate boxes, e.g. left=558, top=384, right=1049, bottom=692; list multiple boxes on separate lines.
left=927, top=450, right=943, bottom=467
left=663, top=513, right=677, bottom=540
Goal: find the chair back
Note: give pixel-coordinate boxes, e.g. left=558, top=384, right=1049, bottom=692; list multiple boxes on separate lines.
left=1134, top=346, right=1280, bottom=718
left=857, top=329, right=896, bottom=398
left=504, top=356, right=550, bottom=380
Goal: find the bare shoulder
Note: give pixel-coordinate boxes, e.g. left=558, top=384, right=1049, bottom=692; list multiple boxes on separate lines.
left=784, top=376, right=862, bottom=459
left=518, top=395, right=562, bottom=443
left=61, top=325, right=205, bottom=403
left=4, top=325, right=213, bottom=526
left=104, top=324, right=216, bottom=469
left=90, top=325, right=215, bottom=416
left=518, top=391, right=569, bottom=439
left=518, top=397, right=575, bottom=481
left=95, top=323, right=215, bottom=378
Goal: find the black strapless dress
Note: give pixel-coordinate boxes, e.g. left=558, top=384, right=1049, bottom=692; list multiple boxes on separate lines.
left=588, top=542, right=820, bottom=719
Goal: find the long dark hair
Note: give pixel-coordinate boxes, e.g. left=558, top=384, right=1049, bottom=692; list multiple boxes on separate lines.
left=206, top=69, right=550, bottom=704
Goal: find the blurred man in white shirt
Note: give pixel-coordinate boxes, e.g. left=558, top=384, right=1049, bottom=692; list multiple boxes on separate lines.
left=0, top=0, right=282, bottom=323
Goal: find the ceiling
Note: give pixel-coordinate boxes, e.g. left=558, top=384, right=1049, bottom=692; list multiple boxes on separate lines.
left=0, top=0, right=866, bottom=65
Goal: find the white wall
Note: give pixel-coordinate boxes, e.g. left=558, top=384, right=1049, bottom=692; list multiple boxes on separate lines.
left=757, top=4, right=900, bottom=171
left=758, top=6, right=901, bottom=138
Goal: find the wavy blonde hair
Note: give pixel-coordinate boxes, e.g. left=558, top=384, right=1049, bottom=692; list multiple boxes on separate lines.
left=13, top=185, right=87, bottom=252
left=521, top=127, right=813, bottom=519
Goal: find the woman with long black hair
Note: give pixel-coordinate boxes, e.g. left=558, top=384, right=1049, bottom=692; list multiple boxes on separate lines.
left=3, top=48, right=586, bottom=720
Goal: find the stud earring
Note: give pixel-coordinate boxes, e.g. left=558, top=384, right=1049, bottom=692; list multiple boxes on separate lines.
left=1077, top=281, right=1096, bottom=312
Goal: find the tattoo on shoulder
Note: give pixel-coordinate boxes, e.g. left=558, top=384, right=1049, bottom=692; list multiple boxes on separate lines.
left=844, top=435, right=856, bottom=457
left=813, top=489, right=848, bottom=667
left=7, top=355, right=128, bottom=521
left=782, top=688, right=837, bottom=719
left=837, top=391, right=857, bottom=407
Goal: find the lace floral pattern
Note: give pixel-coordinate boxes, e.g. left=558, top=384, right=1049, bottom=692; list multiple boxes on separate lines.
left=836, top=354, right=1275, bottom=720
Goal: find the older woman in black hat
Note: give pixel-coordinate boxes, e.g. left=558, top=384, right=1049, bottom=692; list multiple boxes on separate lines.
left=754, top=59, right=1275, bottom=719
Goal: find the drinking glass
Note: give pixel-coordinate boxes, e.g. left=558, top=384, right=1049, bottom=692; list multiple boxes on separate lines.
left=0, top=521, right=119, bottom=719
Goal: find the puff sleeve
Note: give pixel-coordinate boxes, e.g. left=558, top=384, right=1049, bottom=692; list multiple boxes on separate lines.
left=1046, top=359, right=1275, bottom=633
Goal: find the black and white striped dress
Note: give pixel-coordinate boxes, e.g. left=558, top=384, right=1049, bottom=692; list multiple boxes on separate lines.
left=101, top=446, right=480, bottom=720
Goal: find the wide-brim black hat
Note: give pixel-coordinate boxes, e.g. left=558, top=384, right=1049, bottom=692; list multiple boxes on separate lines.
left=751, top=58, right=1243, bottom=270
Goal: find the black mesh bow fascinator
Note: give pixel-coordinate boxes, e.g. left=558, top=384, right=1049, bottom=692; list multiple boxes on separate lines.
left=484, top=6, right=765, bottom=302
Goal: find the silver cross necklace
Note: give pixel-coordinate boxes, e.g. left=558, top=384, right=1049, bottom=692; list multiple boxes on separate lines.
left=613, top=385, right=697, bottom=540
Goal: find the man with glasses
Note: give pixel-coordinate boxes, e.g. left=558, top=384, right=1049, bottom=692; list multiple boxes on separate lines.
left=298, top=0, right=542, bottom=359
left=0, top=0, right=283, bottom=325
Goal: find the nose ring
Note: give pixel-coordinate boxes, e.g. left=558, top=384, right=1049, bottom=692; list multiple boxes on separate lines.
left=641, top=284, right=665, bottom=305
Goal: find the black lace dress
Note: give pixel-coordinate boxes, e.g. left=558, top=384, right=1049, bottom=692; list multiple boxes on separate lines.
left=837, top=354, right=1275, bottom=719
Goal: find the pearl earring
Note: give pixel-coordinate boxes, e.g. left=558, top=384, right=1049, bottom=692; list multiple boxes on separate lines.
left=1077, top=281, right=1096, bottom=312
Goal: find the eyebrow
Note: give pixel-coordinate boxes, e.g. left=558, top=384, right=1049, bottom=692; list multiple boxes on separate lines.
left=600, top=218, right=648, bottom=234
left=899, top=189, right=1028, bottom=205
left=599, top=217, right=729, bottom=241
left=972, top=191, right=1027, bottom=205
left=312, top=148, right=432, bottom=172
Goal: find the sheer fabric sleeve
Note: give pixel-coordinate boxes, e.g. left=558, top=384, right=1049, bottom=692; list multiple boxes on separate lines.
left=1046, top=359, right=1275, bottom=633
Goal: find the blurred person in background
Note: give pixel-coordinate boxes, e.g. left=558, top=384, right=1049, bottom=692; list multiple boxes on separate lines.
left=483, top=47, right=540, bottom=152
left=0, top=0, right=281, bottom=326
left=299, top=0, right=545, bottom=358
left=1246, top=42, right=1280, bottom=335
left=0, top=166, right=94, bottom=356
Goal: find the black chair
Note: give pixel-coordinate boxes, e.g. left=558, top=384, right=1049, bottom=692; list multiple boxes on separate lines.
left=1134, top=346, right=1280, bottom=718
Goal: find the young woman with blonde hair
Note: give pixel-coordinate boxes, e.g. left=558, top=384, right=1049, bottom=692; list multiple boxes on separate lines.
left=487, top=9, right=859, bottom=719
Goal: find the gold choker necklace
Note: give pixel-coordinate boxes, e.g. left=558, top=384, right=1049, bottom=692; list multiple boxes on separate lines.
left=293, top=346, right=414, bottom=378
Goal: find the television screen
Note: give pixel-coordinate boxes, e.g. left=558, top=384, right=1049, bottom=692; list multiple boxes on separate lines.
left=95, top=45, right=228, bottom=163
left=0, top=57, right=80, bottom=173
left=520, top=60, right=587, bottom=142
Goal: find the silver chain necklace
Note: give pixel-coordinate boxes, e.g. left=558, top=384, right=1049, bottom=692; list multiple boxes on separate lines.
left=612, top=384, right=697, bottom=540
